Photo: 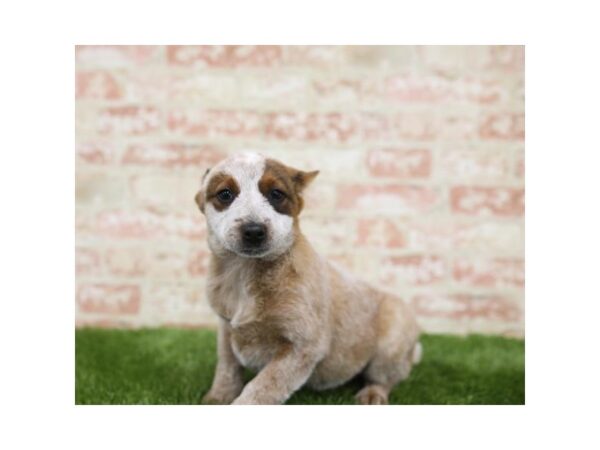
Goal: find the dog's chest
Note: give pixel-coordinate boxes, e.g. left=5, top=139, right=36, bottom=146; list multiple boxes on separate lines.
left=211, top=284, right=279, bottom=371
left=208, top=263, right=262, bottom=327
left=208, top=269, right=273, bottom=370
left=208, top=263, right=284, bottom=371
left=230, top=323, right=281, bottom=371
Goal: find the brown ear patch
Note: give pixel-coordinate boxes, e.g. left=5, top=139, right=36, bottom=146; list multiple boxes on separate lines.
left=258, top=159, right=319, bottom=217
left=205, top=172, right=240, bottom=212
left=291, top=169, right=319, bottom=190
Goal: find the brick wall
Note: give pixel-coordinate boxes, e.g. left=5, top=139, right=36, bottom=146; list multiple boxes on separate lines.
left=75, top=45, right=524, bottom=336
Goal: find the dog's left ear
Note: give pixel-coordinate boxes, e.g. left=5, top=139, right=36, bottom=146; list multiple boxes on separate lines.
left=290, top=169, right=319, bottom=193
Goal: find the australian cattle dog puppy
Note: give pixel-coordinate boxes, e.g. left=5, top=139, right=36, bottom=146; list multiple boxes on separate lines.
left=195, top=152, right=421, bottom=405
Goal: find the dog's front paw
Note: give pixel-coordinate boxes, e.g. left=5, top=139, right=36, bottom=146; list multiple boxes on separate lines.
left=231, top=390, right=268, bottom=405
left=231, top=394, right=254, bottom=405
left=201, top=389, right=237, bottom=405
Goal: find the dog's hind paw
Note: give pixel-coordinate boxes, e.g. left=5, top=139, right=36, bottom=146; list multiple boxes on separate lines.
left=355, top=385, right=389, bottom=405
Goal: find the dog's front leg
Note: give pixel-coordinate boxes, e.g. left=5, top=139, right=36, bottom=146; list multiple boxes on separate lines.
left=202, top=319, right=245, bottom=404
left=232, top=342, right=320, bottom=405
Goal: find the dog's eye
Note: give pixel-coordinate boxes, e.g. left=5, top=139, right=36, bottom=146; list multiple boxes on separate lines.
left=269, top=189, right=286, bottom=203
left=216, top=189, right=234, bottom=203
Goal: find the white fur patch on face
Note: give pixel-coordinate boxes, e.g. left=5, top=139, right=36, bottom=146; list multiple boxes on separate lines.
left=203, top=152, right=294, bottom=259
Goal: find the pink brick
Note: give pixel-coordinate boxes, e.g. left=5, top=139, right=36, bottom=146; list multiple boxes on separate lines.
left=122, top=143, right=226, bottom=168
left=337, top=184, right=438, bottom=214
left=453, top=258, right=524, bottom=288
left=77, top=284, right=140, bottom=314
left=312, top=78, right=380, bottom=105
left=385, top=74, right=451, bottom=102
left=393, top=113, right=439, bottom=141
left=264, top=112, right=360, bottom=143
left=104, top=248, right=146, bottom=277
left=361, top=112, right=439, bottom=141
left=284, top=46, right=343, bottom=67
left=92, top=209, right=205, bottom=240
left=399, top=218, right=523, bottom=254
left=239, top=74, right=310, bottom=106
left=416, top=46, right=489, bottom=76
left=75, top=46, right=160, bottom=67
left=103, top=247, right=199, bottom=279
left=301, top=217, right=355, bottom=250
left=411, top=294, right=521, bottom=321
left=459, top=77, right=506, bottom=103
left=129, top=173, right=203, bottom=213
left=158, top=212, right=206, bottom=241
left=76, top=247, right=101, bottom=275
left=438, top=149, right=512, bottom=180
left=76, top=71, right=122, bottom=100
left=380, top=255, right=446, bottom=286
left=167, top=109, right=262, bottom=138
left=451, top=186, right=524, bottom=216
left=452, top=220, right=524, bottom=253
left=167, top=73, right=237, bottom=102
left=355, top=218, right=406, bottom=248
left=119, top=71, right=169, bottom=103
left=267, top=148, right=362, bottom=176
left=76, top=142, right=117, bottom=164
left=366, top=148, right=431, bottom=178
left=479, top=113, right=524, bottom=140
left=167, top=45, right=283, bottom=67
left=97, top=106, right=160, bottom=135
left=94, top=210, right=162, bottom=239
left=145, top=249, right=190, bottom=279
left=385, top=75, right=503, bottom=104
left=400, top=220, right=453, bottom=252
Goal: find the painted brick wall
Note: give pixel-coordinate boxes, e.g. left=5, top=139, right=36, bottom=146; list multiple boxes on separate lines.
left=75, top=45, right=525, bottom=336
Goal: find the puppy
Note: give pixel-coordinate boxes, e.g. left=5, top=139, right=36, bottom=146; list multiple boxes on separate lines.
left=195, top=152, right=421, bottom=405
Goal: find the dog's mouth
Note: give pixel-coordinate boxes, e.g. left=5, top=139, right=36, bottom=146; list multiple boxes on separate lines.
left=236, top=245, right=270, bottom=258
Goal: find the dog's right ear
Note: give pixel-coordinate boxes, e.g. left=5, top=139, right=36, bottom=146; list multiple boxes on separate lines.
left=194, top=168, right=210, bottom=214
left=194, top=190, right=205, bottom=213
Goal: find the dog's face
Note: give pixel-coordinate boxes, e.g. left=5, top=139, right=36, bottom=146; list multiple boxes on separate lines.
left=195, top=153, right=318, bottom=259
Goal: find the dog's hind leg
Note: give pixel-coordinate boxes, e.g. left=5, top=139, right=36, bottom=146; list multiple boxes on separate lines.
left=355, top=296, right=421, bottom=405
left=356, top=346, right=417, bottom=404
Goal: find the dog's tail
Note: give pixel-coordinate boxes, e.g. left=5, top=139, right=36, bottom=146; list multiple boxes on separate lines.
left=411, top=341, right=423, bottom=365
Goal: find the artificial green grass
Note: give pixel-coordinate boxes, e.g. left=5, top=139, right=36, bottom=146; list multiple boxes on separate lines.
left=75, top=328, right=524, bottom=405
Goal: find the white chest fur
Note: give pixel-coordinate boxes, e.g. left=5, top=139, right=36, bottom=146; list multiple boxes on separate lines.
left=208, top=259, right=260, bottom=329
left=209, top=259, right=282, bottom=371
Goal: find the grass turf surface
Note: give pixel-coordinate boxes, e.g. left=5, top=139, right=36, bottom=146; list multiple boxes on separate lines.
left=75, top=328, right=524, bottom=405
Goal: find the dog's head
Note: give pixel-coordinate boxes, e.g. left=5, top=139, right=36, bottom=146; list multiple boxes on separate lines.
left=195, top=153, right=319, bottom=259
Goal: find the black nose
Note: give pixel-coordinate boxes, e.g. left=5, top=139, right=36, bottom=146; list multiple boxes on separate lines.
left=241, top=222, right=267, bottom=246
